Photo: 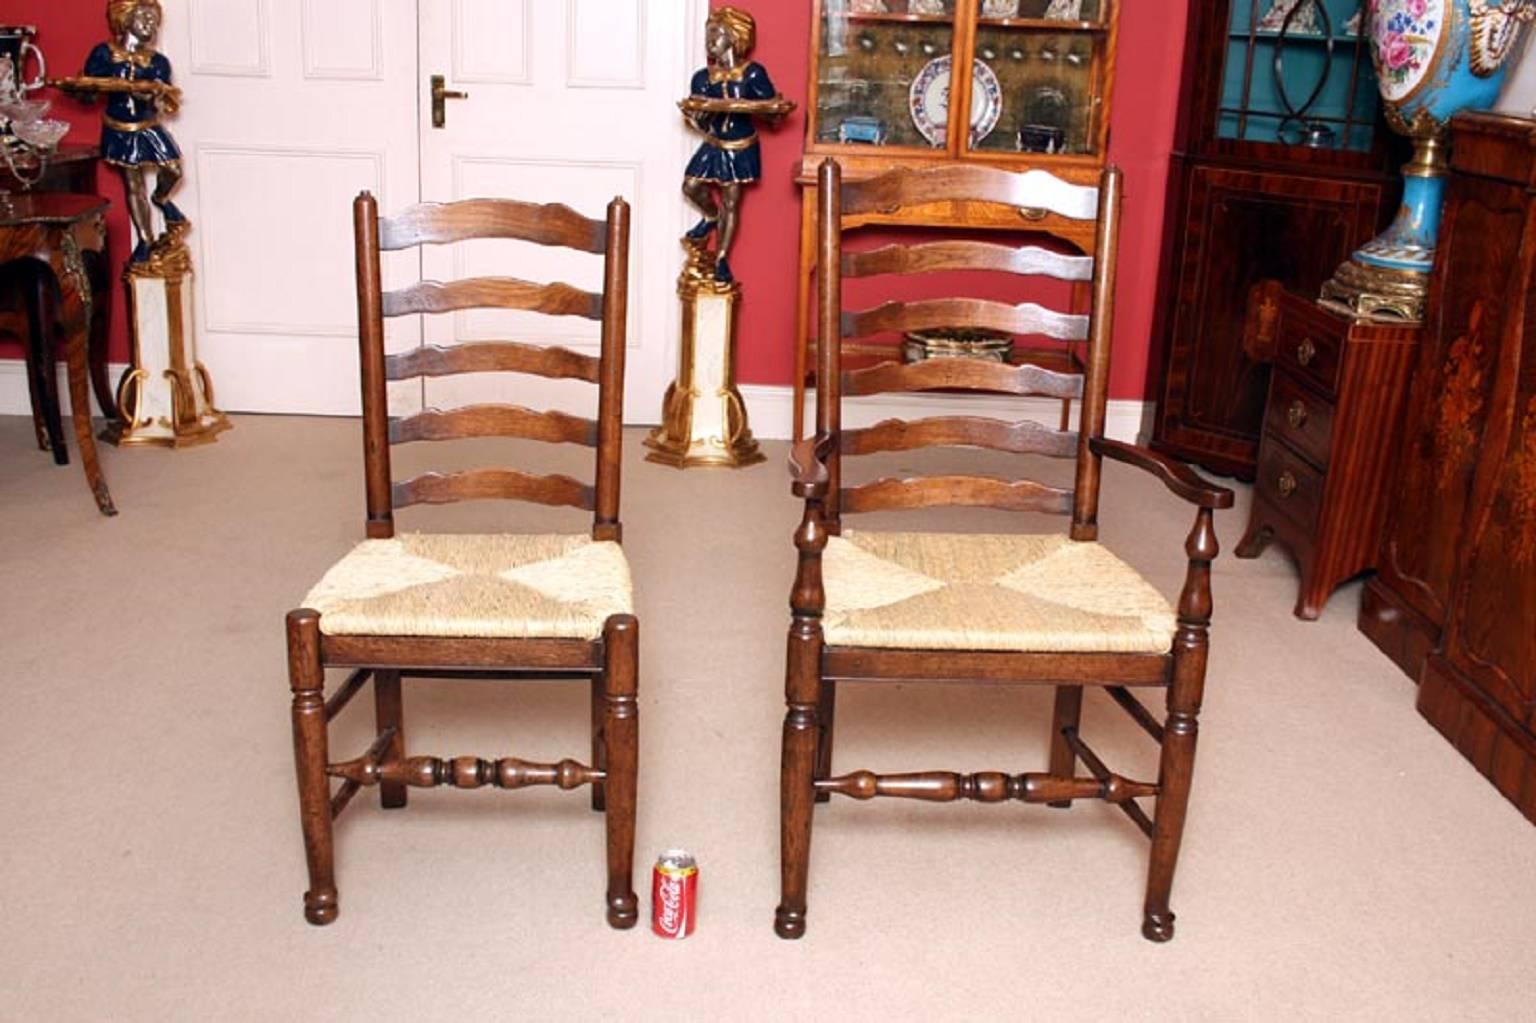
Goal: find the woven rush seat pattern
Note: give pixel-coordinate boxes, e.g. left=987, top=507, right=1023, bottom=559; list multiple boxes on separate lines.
left=304, top=533, right=633, bottom=640
left=822, top=530, right=1176, bottom=654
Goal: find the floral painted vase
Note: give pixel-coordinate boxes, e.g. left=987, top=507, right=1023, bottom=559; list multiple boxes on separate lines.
left=1362, top=0, right=1534, bottom=272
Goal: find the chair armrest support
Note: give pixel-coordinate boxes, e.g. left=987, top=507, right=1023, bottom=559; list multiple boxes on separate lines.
left=1089, top=437, right=1234, bottom=510
left=789, top=433, right=835, bottom=500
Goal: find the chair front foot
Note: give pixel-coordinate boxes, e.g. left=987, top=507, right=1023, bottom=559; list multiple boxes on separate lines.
left=774, top=905, right=806, bottom=939
left=1141, top=909, right=1175, bottom=943
left=606, top=891, right=639, bottom=929
left=304, top=888, right=339, bottom=926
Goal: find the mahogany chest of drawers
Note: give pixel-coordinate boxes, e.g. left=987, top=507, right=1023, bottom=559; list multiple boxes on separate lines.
left=1235, top=290, right=1420, bottom=619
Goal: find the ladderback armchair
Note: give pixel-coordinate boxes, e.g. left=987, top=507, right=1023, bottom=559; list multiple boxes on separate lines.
left=776, top=159, right=1235, bottom=942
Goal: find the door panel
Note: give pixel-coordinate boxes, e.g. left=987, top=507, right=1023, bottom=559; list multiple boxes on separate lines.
left=417, top=0, right=692, bottom=419
left=161, top=0, right=422, bottom=415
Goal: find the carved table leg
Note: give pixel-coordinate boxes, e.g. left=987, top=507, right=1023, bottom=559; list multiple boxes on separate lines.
left=85, top=247, right=118, bottom=421
left=601, top=615, right=639, bottom=929
left=50, top=235, right=115, bottom=516
left=23, top=268, right=68, bottom=463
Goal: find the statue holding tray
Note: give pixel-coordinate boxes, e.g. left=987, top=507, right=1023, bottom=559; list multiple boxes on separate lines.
left=648, top=7, right=795, bottom=469
left=54, top=0, right=228, bottom=447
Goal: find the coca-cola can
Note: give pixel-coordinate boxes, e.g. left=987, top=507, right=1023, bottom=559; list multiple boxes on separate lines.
left=651, top=849, right=698, bottom=939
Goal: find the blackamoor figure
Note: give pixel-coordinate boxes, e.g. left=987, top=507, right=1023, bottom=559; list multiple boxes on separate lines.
left=680, top=7, right=792, bottom=284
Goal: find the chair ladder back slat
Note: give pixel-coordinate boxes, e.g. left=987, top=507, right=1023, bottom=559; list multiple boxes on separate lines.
left=354, top=192, right=394, bottom=539
left=392, top=469, right=596, bottom=512
left=384, top=341, right=601, bottom=384
left=378, top=198, right=608, bottom=254
left=842, top=298, right=1088, bottom=343
left=381, top=278, right=603, bottom=320
left=593, top=196, right=631, bottom=542
left=842, top=242, right=1094, bottom=281
left=818, top=159, right=845, bottom=526
left=389, top=405, right=598, bottom=447
left=842, top=416, right=1079, bottom=458
left=1071, top=166, right=1123, bottom=542
left=843, top=359, right=1084, bottom=400
left=841, top=165, right=1101, bottom=221
left=841, top=476, right=1074, bottom=516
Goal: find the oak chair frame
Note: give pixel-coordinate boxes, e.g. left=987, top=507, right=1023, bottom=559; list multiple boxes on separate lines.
left=776, top=159, right=1235, bottom=942
left=285, top=192, right=638, bottom=928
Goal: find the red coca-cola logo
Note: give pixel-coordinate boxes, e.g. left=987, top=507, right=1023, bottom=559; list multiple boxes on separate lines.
left=657, top=876, right=684, bottom=933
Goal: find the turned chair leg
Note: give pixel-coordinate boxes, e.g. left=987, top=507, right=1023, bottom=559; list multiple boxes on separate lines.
left=776, top=619, right=821, bottom=939
left=813, top=679, right=837, bottom=803
left=1047, top=686, right=1084, bottom=808
left=1143, top=642, right=1205, bottom=943
left=590, top=675, right=607, bottom=812
left=373, top=669, right=406, bottom=809
left=600, top=615, right=639, bottom=929
left=287, top=609, right=338, bottom=926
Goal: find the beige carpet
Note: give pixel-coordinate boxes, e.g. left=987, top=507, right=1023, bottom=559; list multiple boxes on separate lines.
left=1, top=414, right=1531, bottom=1021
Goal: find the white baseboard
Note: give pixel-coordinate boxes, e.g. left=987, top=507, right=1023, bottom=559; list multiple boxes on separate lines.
left=0, top=360, right=131, bottom=416
left=740, top=384, right=1152, bottom=444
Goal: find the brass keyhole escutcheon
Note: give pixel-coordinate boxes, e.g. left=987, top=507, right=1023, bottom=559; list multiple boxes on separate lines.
left=1277, top=470, right=1298, bottom=498
left=431, top=74, right=469, bottom=129
left=1287, top=400, right=1308, bottom=429
left=1296, top=338, right=1317, bottom=367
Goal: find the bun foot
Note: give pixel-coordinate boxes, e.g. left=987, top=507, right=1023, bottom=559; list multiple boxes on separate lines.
left=304, top=889, right=339, bottom=926
left=774, top=906, right=806, bottom=939
left=607, top=892, right=639, bottom=930
left=1142, top=910, right=1175, bottom=943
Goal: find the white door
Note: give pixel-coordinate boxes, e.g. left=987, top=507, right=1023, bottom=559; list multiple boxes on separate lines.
left=160, top=0, right=423, bottom=415
left=415, top=0, right=695, bottom=418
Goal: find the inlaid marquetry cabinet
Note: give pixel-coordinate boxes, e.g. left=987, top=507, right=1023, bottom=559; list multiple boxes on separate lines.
left=1358, top=112, right=1536, bottom=825
left=1234, top=290, right=1419, bottom=619
left=1150, top=0, right=1401, bottom=479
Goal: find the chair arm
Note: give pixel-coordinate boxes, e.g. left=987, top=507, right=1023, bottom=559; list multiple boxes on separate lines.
left=1089, top=437, right=1235, bottom=510
left=789, top=433, right=835, bottom=500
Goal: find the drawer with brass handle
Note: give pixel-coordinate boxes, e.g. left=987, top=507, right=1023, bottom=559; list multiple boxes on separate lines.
left=1277, top=312, right=1342, bottom=396
left=1264, top=370, right=1335, bottom=469
left=1253, top=437, right=1322, bottom=534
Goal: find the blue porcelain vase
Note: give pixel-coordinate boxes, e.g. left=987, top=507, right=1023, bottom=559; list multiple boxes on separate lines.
left=1322, top=0, right=1535, bottom=320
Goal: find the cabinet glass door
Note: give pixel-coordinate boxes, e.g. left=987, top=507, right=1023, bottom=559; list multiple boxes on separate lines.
left=813, top=0, right=962, bottom=152
left=1219, top=0, right=1379, bottom=151
left=965, top=0, right=1111, bottom=157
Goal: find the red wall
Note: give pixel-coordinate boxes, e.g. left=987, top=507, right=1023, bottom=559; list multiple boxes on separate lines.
left=3, top=2, right=134, bottom=363
left=8, top=4, right=1189, bottom=400
left=719, top=1, right=1189, bottom=400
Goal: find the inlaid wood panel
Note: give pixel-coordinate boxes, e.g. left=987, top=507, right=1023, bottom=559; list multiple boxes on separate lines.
left=1152, top=163, right=1390, bottom=479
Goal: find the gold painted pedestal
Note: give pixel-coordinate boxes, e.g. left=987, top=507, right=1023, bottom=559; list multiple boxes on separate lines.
left=644, top=245, right=763, bottom=468
left=102, top=233, right=230, bottom=448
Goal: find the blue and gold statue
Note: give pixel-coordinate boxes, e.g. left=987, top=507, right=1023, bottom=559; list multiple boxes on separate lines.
left=679, top=7, right=793, bottom=284
left=57, top=0, right=185, bottom=263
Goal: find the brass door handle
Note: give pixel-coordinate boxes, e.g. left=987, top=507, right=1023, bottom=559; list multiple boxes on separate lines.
left=1296, top=338, right=1317, bottom=367
left=431, top=74, right=468, bottom=129
left=1287, top=400, right=1308, bottom=429
left=1277, top=470, right=1298, bottom=498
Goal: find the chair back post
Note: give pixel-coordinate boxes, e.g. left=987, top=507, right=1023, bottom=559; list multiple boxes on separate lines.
left=818, top=158, right=844, bottom=528
left=593, top=196, right=630, bottom=543
left=353, top=191, right=394, bottom=540
left=1070, top=166, right=1123, bottom=542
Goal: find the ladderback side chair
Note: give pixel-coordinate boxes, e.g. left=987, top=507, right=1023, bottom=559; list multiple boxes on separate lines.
left=776, top=160, right=1236, bottom=942
left=284, top=192, right=638, bottom=928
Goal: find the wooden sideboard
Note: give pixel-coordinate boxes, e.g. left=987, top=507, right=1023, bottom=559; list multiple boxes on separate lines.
left=1358, top=112, right=1536, bottom=825
left=1235, top=291, right=1419, bottom=619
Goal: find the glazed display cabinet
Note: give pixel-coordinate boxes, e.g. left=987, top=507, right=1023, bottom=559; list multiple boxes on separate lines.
left=1150, top=0, right=1402, bottom=479
left=794, top=0, right=1121, bottom=437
